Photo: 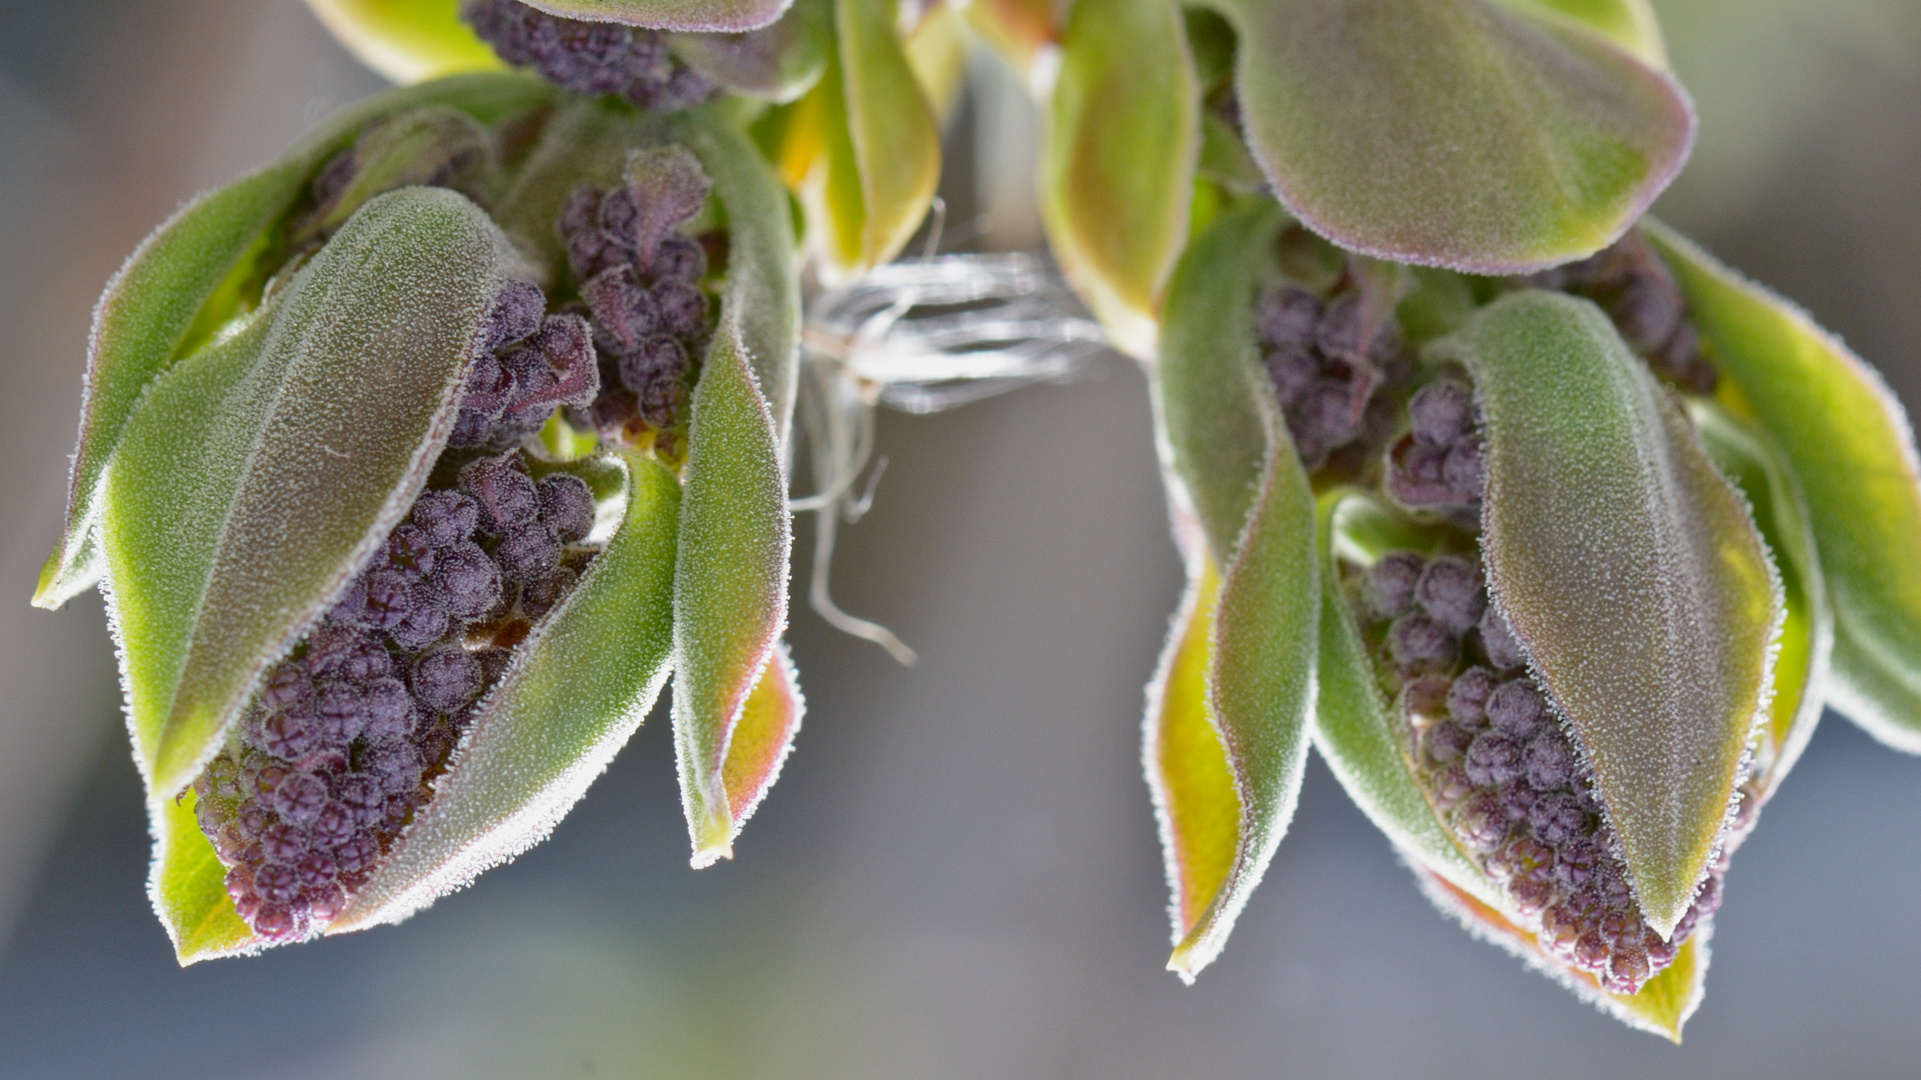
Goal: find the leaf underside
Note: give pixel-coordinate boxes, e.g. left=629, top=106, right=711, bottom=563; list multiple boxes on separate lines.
left=522, top=0, right=794, bottom=32
left=1447, top=290, right=1778, bottom=936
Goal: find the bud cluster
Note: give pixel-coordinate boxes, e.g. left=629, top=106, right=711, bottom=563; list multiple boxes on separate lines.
left=1256, top=281, right=1411, bottom=475
left=451, top=281, right=600, bottom=450
left=1359, top=548, right=1727, bottom=994
left=1528, top=231, right=1717, bottom=395
left=462, top=0, right=715, bottom=110
left=190, top=281, right=604, bottom=943
left=557, top=150, right=719, bottom=453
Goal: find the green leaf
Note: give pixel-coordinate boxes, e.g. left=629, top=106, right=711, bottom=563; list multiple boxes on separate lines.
left=834, top=0, right=942, bottom=271
left=1689, top=402, right=1831, bottom=799
left=35, top=73, right=555, bottom=611
left=295, top=105, right=498, bottom=243
left=1205, top=0, right=1694, bottom=273
left=335, top=453, right=682, bottom=931
left=1311, top=491, right=1508, bottom=913
left=1144, top=557, right=1241, bottom=966
left=958, top=0, right=1061, bottom=82
left=101, top=188, right=522, bottom=800
left=719, top=641, right=805, bottom=830
left=520, top=0, right=795, bottom=32
left=150, top=788, right=258, bottom=964
left=1438, top=290, right=1779, bottom=937
left=1040, top=0, right=1199, bottom=358
left=1154, top=198, right=1318, bottom=980
left=669, top=1, right=829, bottom=102
left=672, top=324, right=792, bottom=867
left=1647, top=224, right=1921, bottom=754
left=1412, top=863, right=1705, bottom=1041
left=1487, top=0, right=1668, bottom=69
left=305, top=0, right=507, bottom=83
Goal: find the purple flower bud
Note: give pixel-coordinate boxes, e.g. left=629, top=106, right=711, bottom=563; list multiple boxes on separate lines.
left=273, top=772, right=329, bottom=827
left=1478, top=603, right=1528, bottom=671
left=254, top=863, right=302, bottom=905
left=433, top=541, right=503, bottom=619
left=313, top=681, right=368, bottom=743
left=355, top=568, right=415, bottom=631
left=1464, top=731, right=1524, bottom=786
left=1408, top=379, right=1474, bottom=449
left=459, top=352, right=513, bottom=420
left=598, top=185, right=641, bottom=251
left=651, top=280, right=708, bottom=340
left=1441, top=439, right=1485, bottom=500
left=1414, top=556, right=1486, bottom=634
left=412, top=489, right=480, bottom=547
left=459, top=453, right=540, bottom=533
left=412, top=646, right=483, bottom=712
left=1487, top=678, right=1548, bottom=738
left=336, top=774, right=386, bottom=828
left=626, top=143, right=714, bottom=270
left=1455, top=790, right=1509, bottom=852
left=1446, top=666, right=1495, bottom=728
left=362, top=676, right=416, bottom=739
left=259, top=663, right=313, bottom=712
left=1422, top=721, right=1473, bottom=767
left=310, top=801, right=356, bottom=847
left=1385, top=435, right=1465, bottom=510
left=650, top=234, right=707, bottom=284
left=483, top=279, right=546, bottom=352
left=1524, top=730, right=1575, bottom=790
left=260, top=821, right=308, bottom=864
left=537, top=473, right=596, bottom=544
left=305, top=626, right=391, bottom=681
left=1366, top=551, right=1425, bottom=619
left=295, top=849, right=339, bottom=889
left=495, top=522, right=561, bottom=582
left=582, top=264, right=659, bottom=354
left=1266, top=347, right=1319, bottom=408
left=388, top=594, right=452, bottom=652
left=334, top=831, right=379, bottom=874
left=257, top=709, right=320, bottom=759
left=387, top=524, right=436, bottom=578
left=1387, top=613, right=1460, bottom=674
left=1257, top=286, right=1322, bottom=353
left=1528, top=791, right=1591, bottom=846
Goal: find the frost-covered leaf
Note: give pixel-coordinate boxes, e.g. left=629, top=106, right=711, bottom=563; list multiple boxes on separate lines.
left=150, top=788, right=257, bottom=964
left=1154, top=199, right=1318, bottom=980
left=1041, top=0, right=1199, bottom=359
left=1440, top=290, right=1779, bottom=936
left=1488, top=0, right=1668, bottom=69
left=336, top=453, right=681, bottom=930
left=1648, top=224, right=1921, bottom=754
left=1690, top=403, right=1830, bottom=799
left=1311, top=491, right=1507, bottom=911
left=520, top=0, right=794, bottom=32
left=101, top=188, right=521, bottom=799
left=297, top=105, right=498, bottom=242
left=669, top=0, right=829, bottom=101
left=305, top=0, right=507, bottom=83
left=35, top=73, right=555, bottom=611
left=673, top=324, right=791, bottom=867
left=1206, top=0, right=1694, bottom=272
left=1413, top=864, right=1706, bottom=1041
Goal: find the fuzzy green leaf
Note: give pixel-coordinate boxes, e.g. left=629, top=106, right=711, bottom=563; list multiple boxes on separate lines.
left=834, top=0, right=942, bottom=271
left=35, top=73, right=555, bottom=611
left=719, top=642, right=805, bottom=829
left=1488, top=0, right=1668, bottom=69
left=1205, top=0, right=1694, bottom=273
left=1154, top=199, right=1318, bottom=980
left=336, top=453, right=682, bottom=930
left=101, top=188, right=521, bottom=800
left=305, top=0, right=507, bottom=83
left=1648, top=224, right=1921, bottom=754
left=670, top=2, right=829, bottom=102
left=520, top=0, right=793, bottom=31
left=1041, top=0, right=1199, bottom=359
left=672, top=324, right=791, bottom=867
left=1442, top=290, right=1779, bottom=937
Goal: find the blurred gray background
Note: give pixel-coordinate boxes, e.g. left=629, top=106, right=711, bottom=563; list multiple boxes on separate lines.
left=1, top=1, right=1919, bottom=1076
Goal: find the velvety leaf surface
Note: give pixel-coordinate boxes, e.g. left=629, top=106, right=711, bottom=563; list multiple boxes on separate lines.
left=835, top=0, right=941, bottom=271
left=1041, top=0, right=1198, bottom=359
left=336, top=454, right=681, bottom=930
left=36, top=73, right=554, bottom=611
left=720, top=642, right=805, bottom=829
left=670, top=1, right=829, bottom=101
left=1488, top=0, right=1667, bottom=68
left=1312, top=491, right=1507, bottom=912
left=1414, top=864, right=1705, bottom=1041
left=521, top=0, right=794, bottom=32
left=305, top=0, right=507, bottom=82
left=150, top=788, right=258, bottom=964
left=1691, top=403, right=1831, bottom=798
left=1144, top=558, right=1240, bottom=961
left=1649, top=224, right=1921, bottom=753
left=1444, top=290, right=1779, bottom=936
left=101, top=188, right=519, bottom=799
left=1208, top=0, right=1694, bottom=272
left=1154, top=198, right=1317, bottom=980
left=672, top=325, right=791, bottom=867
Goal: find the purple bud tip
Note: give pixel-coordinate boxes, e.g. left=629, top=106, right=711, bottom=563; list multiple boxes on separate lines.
left=537, top=473, right=596, bottom=544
